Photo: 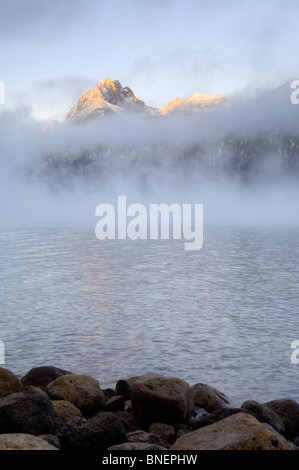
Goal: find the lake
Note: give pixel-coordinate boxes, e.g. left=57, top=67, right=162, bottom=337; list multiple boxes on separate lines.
left=0, top=226, right=298, bottom=406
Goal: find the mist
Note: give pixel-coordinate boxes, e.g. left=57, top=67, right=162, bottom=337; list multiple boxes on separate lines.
left=1, top=92, right=299, bottom=231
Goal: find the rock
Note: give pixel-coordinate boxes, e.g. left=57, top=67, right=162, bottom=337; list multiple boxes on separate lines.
left=103, top=388, right=115, bottom=400
left=0, top=433, right=59, bottom=450
left=190, top=407, right=248, bottom=430
left=115, top=380, right=132, bottom=400
left=46, top=374, right=105, bottom=416
left=149, top=422, right=176, bottom=443
left=52, top=400, right=83, bottom=430
left=40, top=434, right=61, bottom=449
left=131, top=374, right=193, bottom=424
left=104, top=395, right=125, bottom=412
left=125, top=400, right=132, bottom=412
left=127, top=373, right=161, bottom=386
left=174, top=423, right=191, bottom=439
left=191, top=406, right=210, bottom=421
left=22, top=385, right=49, bottom=399
left=171, top=413, right=295, bottom=450
left=113, top=411, right=147, bottom=432
left=0, top=367, right=22, bottom=398
left=0, top=393, right=55, bottom=435
left=21, top=366, right=71, bottom=391
left=65, top=78, right=155, bottom=124
left=242, top=400, right=285, bottom=435
left=262, top=399, right=299, bottom=439
left=108, top=442, right=167, bottom=450
left=56, top=412, right=127, bottom=451
left=128, top=430, right=170, bottom=448
left=191, top=383, right=230, bottom=413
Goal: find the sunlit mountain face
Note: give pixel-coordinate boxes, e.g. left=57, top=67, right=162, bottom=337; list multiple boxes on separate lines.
left=65, top=78, right=159, bottom=122
left=159, top=93, right=231, bottom=115
left=64, top=77, right=230, bottom=123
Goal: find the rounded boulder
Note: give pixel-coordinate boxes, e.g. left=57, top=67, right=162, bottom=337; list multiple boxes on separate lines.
left=46, top=374, right=105, bottom=416
left=0, top=367, right=22, bottom=398
left=131, top=374, right=193, bottom=424
left=0, top=392, right=55, bottom=435
left=21, top=366, right=71, bottom=392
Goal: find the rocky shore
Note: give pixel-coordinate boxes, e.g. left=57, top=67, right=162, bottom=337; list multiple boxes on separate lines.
left=0, top=365, right=298, bottom=450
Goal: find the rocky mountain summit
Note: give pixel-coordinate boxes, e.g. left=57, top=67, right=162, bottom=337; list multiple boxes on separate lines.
left=65, top=77, right=230, bottom=123
left=159, top=92, right=230, bottom=115
left=66, top=77, right=158, bottom=122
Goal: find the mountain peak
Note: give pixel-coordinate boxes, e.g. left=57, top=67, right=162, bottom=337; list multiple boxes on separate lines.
left=65, top=79, right=231, bottom=123
left=65, top=78, right=156, bottom=122
left=160, top=92, right=230, bottom=115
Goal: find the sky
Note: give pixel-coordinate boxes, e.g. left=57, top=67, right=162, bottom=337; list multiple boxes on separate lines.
left=1, top=0, right=299, bottom=121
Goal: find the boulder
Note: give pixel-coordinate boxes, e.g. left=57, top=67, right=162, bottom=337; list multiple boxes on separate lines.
left=125, top=400, right=132, bottom=411
left=191, top=383, right=230, bottom=413
left=127, top=373, right=161, bottom=386
left=113, top=411, right=147, bottom=432
left=0, top=367, right=22, bottom=398
left=0, top=393, right=55, bottom=435
left=149, top=422, right=176, bottom=443
left=0, top=433, right=59, bottom=450
left=131, top=374, right=193, bottom=424
left=171, top=413, right=295, bottom=450
left=22, top=385, right=49, bottom=399
left=104, top=395, right=125, bottom=412
left=115, top=380, right=132, bottom=400
left=20, top=366, right=71, bottom=391
left=46, top=374, right=105, bottom=416
left=128, top=430, right=170, bottom=448
left=40, top=434, right=61, bottom=449
left=174, top=423, right=191, bottom=439
left=190, top=407, right=248, bottom=430
left=52, top=400, right=83, bottom=430
left=56, top=412, right=127, bottom=451
left=263, top=399, right=299, bottom=439
left=102, top=388, right=115, bottom=400
left=242, top=400, right=285, bottom=434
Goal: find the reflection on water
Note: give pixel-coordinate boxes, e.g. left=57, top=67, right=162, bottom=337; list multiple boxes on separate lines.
left=0, top=226, right=299, bottom=405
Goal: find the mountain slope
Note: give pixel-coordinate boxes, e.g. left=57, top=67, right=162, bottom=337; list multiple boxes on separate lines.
left=65, top=77, right=158, bottom=122
left=160, top=92, right=231, bottom=115
left=65, top=77, right=231, bottom=122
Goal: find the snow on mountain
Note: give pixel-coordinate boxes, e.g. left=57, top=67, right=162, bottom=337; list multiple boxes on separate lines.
left=160, top=92, right=231, bottom=115
left=64, top=77, right=299, bottom=125
left=65, top=77, right=158, bottom=122
left=65, top=77, right=231, bottom=123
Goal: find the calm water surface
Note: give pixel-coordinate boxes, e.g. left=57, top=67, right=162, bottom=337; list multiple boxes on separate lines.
left=0, top=226, right=298, bottom=405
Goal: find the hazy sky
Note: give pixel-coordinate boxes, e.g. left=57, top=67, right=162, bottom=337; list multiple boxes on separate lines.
left=1, top=0, right=299, bottom=120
